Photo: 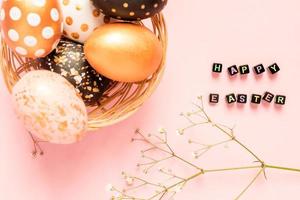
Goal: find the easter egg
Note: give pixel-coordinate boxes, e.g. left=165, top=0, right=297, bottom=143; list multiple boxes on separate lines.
left=38, top=38, right=112, bottom=106
left=84, top=23, right=163, bottom=82
left=12, top=70, right=88, bottom=144
left=59, top=0, right=106, bottom=43
left=91, top=0, right=168, bottom=20
left=0, top=0, right=63, bottom=58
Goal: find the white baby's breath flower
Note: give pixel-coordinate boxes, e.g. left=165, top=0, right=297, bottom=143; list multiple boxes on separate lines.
left=105, top=184, right=114, bottom=192
left=176, top=129, right=184, bottom=135
left=174, top=185, right=182, bottom=193
left=126, top=177, right=134, bottom=186
left=158, top=127, right=166, bottom=134
left=192, top=151, right=199, bottom=159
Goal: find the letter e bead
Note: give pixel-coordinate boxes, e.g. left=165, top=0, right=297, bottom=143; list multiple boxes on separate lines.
left=263, top=92, right=275, bottom=103
left=209, top=94, right=219, bottom=103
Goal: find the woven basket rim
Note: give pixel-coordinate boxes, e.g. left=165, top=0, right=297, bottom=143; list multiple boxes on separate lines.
left=0, top=13, right=168, bottom=130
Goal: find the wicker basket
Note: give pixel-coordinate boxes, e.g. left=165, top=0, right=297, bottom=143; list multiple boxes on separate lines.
left=0, top=13, right=167, bottom=131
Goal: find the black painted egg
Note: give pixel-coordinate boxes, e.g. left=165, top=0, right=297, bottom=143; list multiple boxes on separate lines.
left=91, top=0, right=168, bottom=21
left=38, top=38, right=112, bottom=106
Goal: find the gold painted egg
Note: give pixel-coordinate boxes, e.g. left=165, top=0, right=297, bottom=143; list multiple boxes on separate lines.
left=84, top=23, right=163, bottom=82
left=0, top=0, right=63, bottom=58
left=59, top=0, right=106, bottom=43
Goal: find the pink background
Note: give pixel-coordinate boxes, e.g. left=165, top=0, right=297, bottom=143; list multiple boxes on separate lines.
left=1, top=0, right=300, bottom=199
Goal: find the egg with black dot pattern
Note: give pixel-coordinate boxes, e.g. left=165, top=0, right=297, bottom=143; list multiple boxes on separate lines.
left=37, top=38, right=112, bottom=106
left=91, top=0, right=168, bottom=21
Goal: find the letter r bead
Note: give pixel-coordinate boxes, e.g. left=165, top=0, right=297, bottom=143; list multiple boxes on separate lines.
left=275, top=95, right=286, bottom=105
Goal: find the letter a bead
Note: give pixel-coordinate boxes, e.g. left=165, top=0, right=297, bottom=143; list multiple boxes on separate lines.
left=228, top=65, right=239, bottom=76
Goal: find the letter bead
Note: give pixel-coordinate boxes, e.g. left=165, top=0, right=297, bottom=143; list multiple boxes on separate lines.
left=253, top=64, right=265, bottom=75
left=251, top=94, right=262, bottom=104
left=268, top=63, right=280, bottom=74
left=239, top=65, right=250, bottom=75
left=226, top=93, right=236, bottom=104
left=237, top=94, right=247, bottom=103
left=209, top=94, right=219, bottom=103
left=275, top=95, right=286, bottom=105
left=228, top=65, right=239, bottom=76
left=263, top=92, right=274, bottom=103
left=212, top=63, right=222, bottom=73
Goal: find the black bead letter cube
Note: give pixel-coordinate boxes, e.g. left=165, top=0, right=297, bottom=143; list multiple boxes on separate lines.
left=226, top=93, right=236, bottom=104
left=237, top=94, right=247, bottom=104
left=251, top=94, right=262, bottom=104
left=263, top=92, right=275, bottom=103
left=228, top=65, right=239, bottom=76
left=275, top=95, right=286, bottom=105
left=239, top=65, right=250, bottom=75
left=212, top=63, right=222, bottom=73
left=209, top=94, right=219, bottom=104
left=268, top=63, right=280, bottom=74
left=253, top=64, right=265, bottom=75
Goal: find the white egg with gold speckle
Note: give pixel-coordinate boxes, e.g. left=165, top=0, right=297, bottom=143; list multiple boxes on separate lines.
left=59, top=0, right=105, bottom=43
left=12, top=70, right=88, bottom=144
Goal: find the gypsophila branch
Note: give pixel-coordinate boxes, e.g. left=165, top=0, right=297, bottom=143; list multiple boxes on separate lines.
left=29, top=132, right=44, bottom=157
left=109, top=96, right=300, bottom=200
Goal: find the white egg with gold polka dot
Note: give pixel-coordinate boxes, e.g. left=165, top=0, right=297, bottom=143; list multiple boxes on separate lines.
left=0, top=0, right=63, bottom=58
left=59, top=0, right=106, bottom=43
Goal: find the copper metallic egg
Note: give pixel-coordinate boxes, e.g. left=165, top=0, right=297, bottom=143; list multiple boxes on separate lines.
left=84, top=23, right=163, bottom=83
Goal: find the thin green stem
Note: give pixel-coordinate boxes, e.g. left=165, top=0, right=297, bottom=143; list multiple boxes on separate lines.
left=265, top=165, right=300, bottom=173
left=204, top=165, right=262, bottom=173
left=214, top=124, right=264, bottom=164
left=234, top=168, right=264, bottom=200
left=173, top=154, right=203, bottom=170
left=233, top=137, right=264, bottom=164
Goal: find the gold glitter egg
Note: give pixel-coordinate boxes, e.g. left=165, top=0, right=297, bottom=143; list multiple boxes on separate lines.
left=38, top=38, right=112, bottom=106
